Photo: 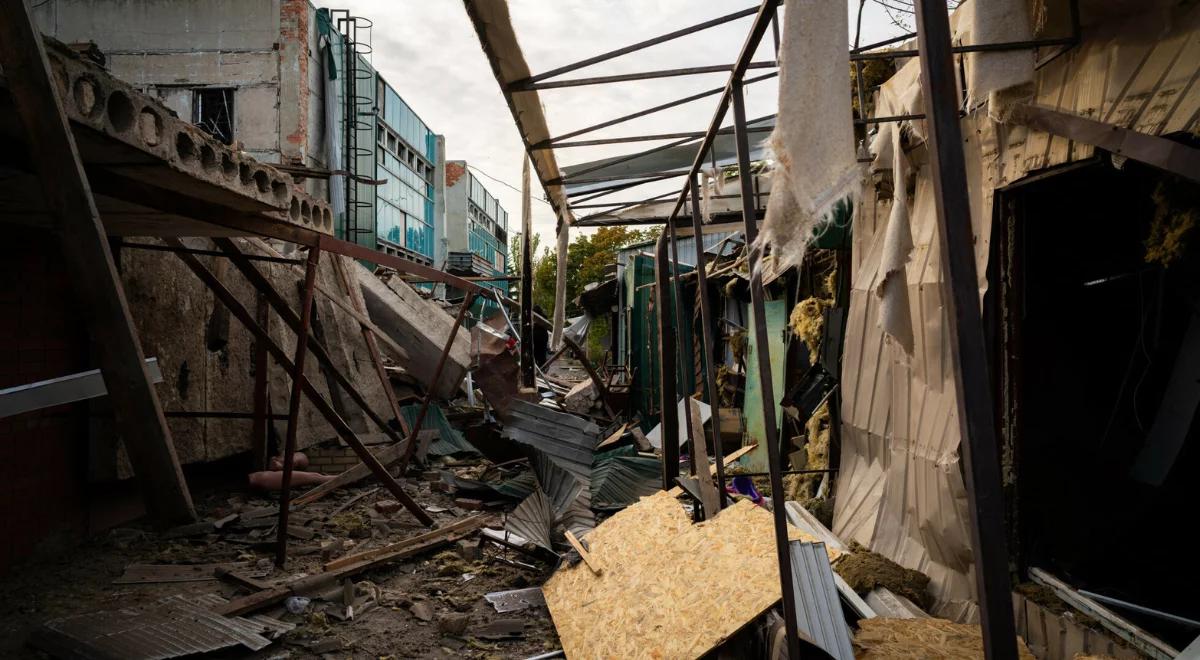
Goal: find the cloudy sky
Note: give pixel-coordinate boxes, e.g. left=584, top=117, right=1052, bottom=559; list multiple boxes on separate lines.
left=312, top=1, right=908, bottom=248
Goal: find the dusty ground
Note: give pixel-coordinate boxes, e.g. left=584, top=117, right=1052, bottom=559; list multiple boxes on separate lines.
left=0, top=472, right=561, bottom=659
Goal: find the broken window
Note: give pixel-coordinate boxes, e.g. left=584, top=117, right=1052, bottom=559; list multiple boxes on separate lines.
left=192, top=88, right=235, bottom=145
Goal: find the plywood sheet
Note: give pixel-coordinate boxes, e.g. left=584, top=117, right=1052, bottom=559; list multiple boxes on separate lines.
left=541, top=491, right=833, bottom=659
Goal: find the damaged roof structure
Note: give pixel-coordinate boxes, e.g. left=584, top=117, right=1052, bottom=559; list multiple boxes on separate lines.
left=2, top=0, right=1200, bottom=658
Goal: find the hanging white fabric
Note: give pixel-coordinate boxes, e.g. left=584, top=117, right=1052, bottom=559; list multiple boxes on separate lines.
left=873, top=126, right=915, bottom=356
left=960, top=0, right=1035, bottom=120
left=756, top=0, right=860, bottom=274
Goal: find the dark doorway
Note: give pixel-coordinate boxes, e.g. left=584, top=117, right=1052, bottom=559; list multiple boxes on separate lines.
left=993, top=156, right=1200, bottom=647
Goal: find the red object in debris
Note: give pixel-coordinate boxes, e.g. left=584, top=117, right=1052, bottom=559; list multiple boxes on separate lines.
left=374, top=499, right=402, bottom=515
left=505, top=336, right=518, bottom=353
left=248, top=470, right=333, bottom=491
left=268, top=452, right=310, bottom=471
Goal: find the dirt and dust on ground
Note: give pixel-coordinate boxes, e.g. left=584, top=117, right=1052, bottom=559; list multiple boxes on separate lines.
left=835, top=541, right=934, bottom=611
left=0, top=466, right=562, bottom=659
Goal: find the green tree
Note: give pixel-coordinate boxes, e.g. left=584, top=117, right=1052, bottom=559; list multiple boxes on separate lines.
left=530, top=225, right=659, bottom=321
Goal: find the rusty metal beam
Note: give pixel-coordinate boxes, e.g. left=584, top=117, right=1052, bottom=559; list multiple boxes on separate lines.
left=915, top=0, right=1018, bottom=656
left=164, top=238, right=432, bottom=527
left=276, top=246, right=320, bottom=566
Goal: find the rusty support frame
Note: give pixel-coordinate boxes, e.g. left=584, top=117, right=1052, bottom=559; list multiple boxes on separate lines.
left=730, top=75, right=799, bottom=658
left=396, top=292, right=478, bottom=475
left=252, top=292, right=271, bottom=471
left=212, top=239, right=409, bottom=447
left=276, top=246, right=320, bottom=566
left=666, top=220, right=699, bottom=484
left=164, top=239, right=433, bottom=528
left=689, top=176, right=728, bottom=510
left=653, top=230, right=681, bottom=490
left=0, top=0, right=195, bottom=523
left=914, top=0, right=1018, bottom=656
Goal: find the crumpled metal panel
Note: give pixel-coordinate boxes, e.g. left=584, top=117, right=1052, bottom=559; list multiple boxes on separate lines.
left=34, top=594, right=292, bottom=659
left=400, top=404, right=476, bottom=456
left=591, top=446, right=661, bottom=510
left=505, top=488, right=555, bottom=552
left=789, top=542, right=855, bottom=660
left=501, top=400, right=599, bottom=481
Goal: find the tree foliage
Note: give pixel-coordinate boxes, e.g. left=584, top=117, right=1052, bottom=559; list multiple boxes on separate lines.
left=524, top=226, right=659, bottom=320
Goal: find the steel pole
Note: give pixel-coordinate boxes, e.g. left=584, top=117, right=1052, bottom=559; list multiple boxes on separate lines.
left=914, top=0, right=1018, bottom=656
left=689, top=176, right=728, bottom=509
left=731, top=81, right=800, bottom=659
left=276, top=246, right=321, bottom=566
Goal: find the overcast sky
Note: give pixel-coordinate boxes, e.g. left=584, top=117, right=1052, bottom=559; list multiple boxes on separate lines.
left=312, top=1, right=907, bottom=249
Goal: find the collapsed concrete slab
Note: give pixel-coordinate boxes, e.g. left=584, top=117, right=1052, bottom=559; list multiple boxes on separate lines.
left=357, top=269, right=472, bottom=401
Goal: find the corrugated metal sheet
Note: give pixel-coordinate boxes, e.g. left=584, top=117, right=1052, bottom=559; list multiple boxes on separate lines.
left=789, top=542, right=855, bottom=660
left=34, top=594, right=292, bottom=659
left=505, top=488, right=555, bottom=552
left=532, top=450, right=595, bottom=539
left=400, top=404, right=476, bottom=456
left=501, top=400, right=599, bottom=481
left=833, top=1, right=1200, bottom=623
left=591, top=446, right=661, bottom=510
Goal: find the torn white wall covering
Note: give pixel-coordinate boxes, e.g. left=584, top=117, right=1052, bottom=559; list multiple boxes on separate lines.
left=872, top=126, right=915, bottom=356
left=958, top=0, right=1036, bottom=118
left=757, top=0, right=859, bottom=273
left=833, top=0, right=1200, bottom=623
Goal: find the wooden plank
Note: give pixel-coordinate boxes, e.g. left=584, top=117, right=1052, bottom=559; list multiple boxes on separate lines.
left=687, top=397, right=720, bottom=518
left=564, top=530, right=601, bottom=575
left=667, top=443, right=755, bottom=497
left=324, top=514, right=488, bottom=571
left=0, top=1, right=194, bottom=522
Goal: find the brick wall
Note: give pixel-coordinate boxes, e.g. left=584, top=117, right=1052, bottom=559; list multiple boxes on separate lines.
left=279, top=0, right=311, bottom=162
left=445, top=161, right=467, bottom=188
left=0, top=228, right=90, bottom=572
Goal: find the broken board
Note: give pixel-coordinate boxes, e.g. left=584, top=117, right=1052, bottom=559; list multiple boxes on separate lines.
left=541, top=491, right=834, bottom=659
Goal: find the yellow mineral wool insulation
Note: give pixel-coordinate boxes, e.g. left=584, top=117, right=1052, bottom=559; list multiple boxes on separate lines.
left=1145, top=179, right=1198, bottom=267
left=874, top=124, right=916, bottom=356
left=541, top=492, right=836, bottom=660
left=853, top=617, right=1036, bottom=660
left=789, top=297, right=829, bottom=362
left=757, top=0, right=859, bottom=274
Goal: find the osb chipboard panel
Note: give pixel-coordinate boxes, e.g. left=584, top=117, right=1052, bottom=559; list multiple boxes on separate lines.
left=542, top=492, right=834, bottom=659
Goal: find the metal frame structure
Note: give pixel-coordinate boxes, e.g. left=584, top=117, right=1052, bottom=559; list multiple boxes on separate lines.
left=0, top=0, right=528, bottom=569
left=462, top=0, right=1104, bottom=656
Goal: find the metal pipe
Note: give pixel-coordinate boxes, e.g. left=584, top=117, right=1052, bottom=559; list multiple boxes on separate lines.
left=511, top=61, right=776, bottom=92
left=914, top=0, right=1018, bottom=656
left=1077, top=591, right=1200, bottom=629
left=666, top=218, right=699, bottom=487
left=276, top=246, right=321, bottom=567
left=689, top=175, right=728, bottom=510
left=251, top=292, right=271, bottom=471
left=851, top=36, right=1076, bottom=61
left=396, top=292, right=477, bottom=475
left=116, top=241, right=301, bottom=264
left=731, top=76, right=799, bottom=659
left=518, top=5, right=764, bottom=86
left=540, top=71, right=778, bottom=147
left=553, top=124, right=774, bottom=149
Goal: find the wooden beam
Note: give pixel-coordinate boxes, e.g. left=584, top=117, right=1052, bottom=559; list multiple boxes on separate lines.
left=0, top=0, right=194, bottom=522
left=915, top=1, right=1018, bottom=657
left=1010, top=103, right=1200, bottom=184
